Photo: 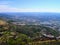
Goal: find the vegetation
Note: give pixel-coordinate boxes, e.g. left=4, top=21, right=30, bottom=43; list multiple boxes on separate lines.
left=0, top=19, right=60, bottom=45
left=29, top=40, right=60, bottom=45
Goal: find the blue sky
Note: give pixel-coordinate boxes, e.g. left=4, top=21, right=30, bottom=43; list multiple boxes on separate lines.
left=0, top=0, right=60, bottom=12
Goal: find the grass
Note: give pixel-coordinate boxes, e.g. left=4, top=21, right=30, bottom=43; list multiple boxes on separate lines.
left=29, top=40, right=60, bottom=45
left=0, top=20, right=7, bottom=25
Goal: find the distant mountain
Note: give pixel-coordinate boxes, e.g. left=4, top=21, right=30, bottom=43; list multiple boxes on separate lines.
left=0, top=12, right=60, bottom=22
left=0, top=13, right=14, bottom=21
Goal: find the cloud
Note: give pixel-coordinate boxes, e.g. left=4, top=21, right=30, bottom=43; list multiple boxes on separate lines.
left=0, top=4, right=60, bottom=12
left=0, top=0, right=60, bottom=12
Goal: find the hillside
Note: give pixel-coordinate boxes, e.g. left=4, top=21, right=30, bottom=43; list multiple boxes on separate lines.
left=0, top=19, right=60, bottom=45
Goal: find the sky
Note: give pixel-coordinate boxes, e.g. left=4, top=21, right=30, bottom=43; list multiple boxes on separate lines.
left=0, top=0, right=60, bottom=12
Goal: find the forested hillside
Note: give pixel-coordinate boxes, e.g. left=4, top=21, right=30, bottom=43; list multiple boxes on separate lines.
left=0, top=19, right=60, bottom=45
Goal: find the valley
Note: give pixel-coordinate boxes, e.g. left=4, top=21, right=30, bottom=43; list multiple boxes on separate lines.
left=0, top=12, right=60, bottom=45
